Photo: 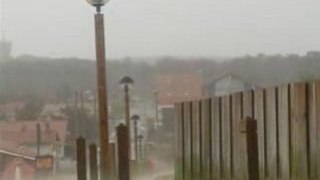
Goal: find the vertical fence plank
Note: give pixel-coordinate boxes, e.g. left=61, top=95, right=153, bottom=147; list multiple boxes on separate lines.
left=184, top=102, right=192, bottom=180
left=239, top=117, right=259, bottom=180
left=89, top=144, right=98, bottom=180
left=201, top=99, right=211, bottom=180
left=254, top=89, right=266, bottom=179
left=278, top=84, right=290, bottom=179
left=232, top=92, right=244, bottom=179
left=117, top=124, right=130, bottom=180
left=290, top=82, right=308, bottom=179
left=308, top=82, right=318, bottom=179
left=221, top=95, right=232, bottom=179
left=265, top=87, right=278, bottom=178
left=76, top=137, right=87, bottom=180
left=315, top=81, right=320, bottom=178
left=242, top=90, right=254, bottom=179
left=211, top=97, right=221, bottom=180
left=175, top=103, right=184, bottom=180
left=192, top=101, right=201, bottom=179
left=243, top=90, right=254, bottom=118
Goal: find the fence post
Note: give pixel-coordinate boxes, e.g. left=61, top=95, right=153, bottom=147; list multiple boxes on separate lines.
left=240, top=117, right=259, bottom=180
left=76, top=137, right=87, bottom=180
left=89, top=144, right=98, bottom=180
left=117, top=124, right=130, bottom=180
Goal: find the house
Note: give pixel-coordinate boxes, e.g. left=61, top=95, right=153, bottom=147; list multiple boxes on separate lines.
left=0, top=141, right=36, bottom=180
left=205, top=73, right=256, bottom=97
left=0, top=102, right=25, bottom=121
left=154, top=73, right=204, bottom=133
left=0, top=120, right=67, bottom=158
left=155, top=73, right=204, bottom=108
left=0, top=141, right=54, bottom=180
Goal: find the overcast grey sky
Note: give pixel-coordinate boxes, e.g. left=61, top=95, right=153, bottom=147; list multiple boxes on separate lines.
left=1, top=0, right=320, bottom=59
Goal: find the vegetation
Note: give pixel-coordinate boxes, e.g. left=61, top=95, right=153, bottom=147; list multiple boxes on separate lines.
left=62, top=105, right=98, bottom=159
left=16, top=95, right=44, bottom=120
left=1, top=52, right=320, bottom=105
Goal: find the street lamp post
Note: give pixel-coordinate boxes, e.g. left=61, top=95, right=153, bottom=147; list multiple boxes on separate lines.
left=131, top=114, right=140, bottom=161
left=85, top=0, right=110, bottom=179
left=137, top=135, right=144, bottom=161
left=120, top=76, right=134, bottom=158
left=153, top=91, right=159, bottom=130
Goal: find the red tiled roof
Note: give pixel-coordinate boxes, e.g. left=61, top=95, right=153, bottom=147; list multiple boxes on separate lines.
left=0, top=120, right=68, bottom=145
left=155, top=73, right=204, bottom=106
left=0, top=130, right=58, bottom=145
left=0, top=141, right=36, bottom=160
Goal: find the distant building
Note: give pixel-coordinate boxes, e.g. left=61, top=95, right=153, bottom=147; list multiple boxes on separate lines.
left=205, top=73, right=256, bottom=97
left=0, top=141, right=36, bottom=180
left=155, top=73, right=204, bottom=108
left=0, top=39, right=12, bottom=60
left=0, top=120, right=67, bottom=158
left=155, top=73, right=204, bottom=134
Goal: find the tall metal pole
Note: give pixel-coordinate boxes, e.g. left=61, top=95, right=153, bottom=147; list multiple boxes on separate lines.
left=124, top=84, right=131, bottom=158
left=94, top=12, right=110, bottom=179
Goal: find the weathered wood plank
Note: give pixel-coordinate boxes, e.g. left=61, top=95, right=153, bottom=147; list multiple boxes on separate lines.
left=254, top=89, right=266, bottom=179
left=231, top=92, right=243, bottom=179
left=192, top=101, right=201, bottom=179
left=174, top=103, right=184, bottom=180
left=290, top=82, right=308, bottom=179
left=184, top=102, right=192, bottom=180
left=308, top=82, right=318, bottom=179
left=239, top=117, right=259, bottom=180
left=201, top=99, right=211, bottom=180
left=315, top=81, right=320, bottom=179
left=221, top=95, right=232, bottom=179
left=243, top=90, right=254, bottom=118
left=211, top=97, right=221, bottom=180
left=278, top=84, right=290, bottom=179
left=242, top=90, right=255, bottom=179
left=265, top=87, right=278, bottom=178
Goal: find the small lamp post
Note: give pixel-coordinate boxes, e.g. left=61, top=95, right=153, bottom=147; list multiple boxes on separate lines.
left=120, top=76, right=134, bottom=158
left=131, top=114, right=140, bottom=161
left=85, top=0, right=111, bottom=178
left=153, top=91, right=159, bottom=130
left=137, top=134, right=144, bottom=161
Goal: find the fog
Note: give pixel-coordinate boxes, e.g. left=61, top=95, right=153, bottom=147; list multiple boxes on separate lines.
left=1, top=0, right=320, bottom=59
left=1, top=0, right=320, bottom=180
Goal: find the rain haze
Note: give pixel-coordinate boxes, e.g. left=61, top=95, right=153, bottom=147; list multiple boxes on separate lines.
left=2, top=0, right=320, bottom=59
left=1, top=0, right=320, bottom=180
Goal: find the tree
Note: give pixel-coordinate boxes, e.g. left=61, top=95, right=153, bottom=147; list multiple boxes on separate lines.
left=16, top=96, right=44, bottom=120
left=62, top=105, right=98, bottom=159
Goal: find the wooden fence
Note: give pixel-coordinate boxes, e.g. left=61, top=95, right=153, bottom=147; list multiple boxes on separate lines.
left=174, top=81, right=320, bottom=180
